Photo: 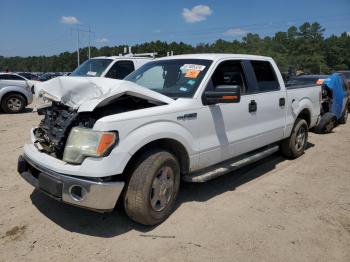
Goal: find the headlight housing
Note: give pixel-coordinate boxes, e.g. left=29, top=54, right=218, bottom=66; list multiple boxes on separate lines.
left=63, top=127, right=117, bottom=164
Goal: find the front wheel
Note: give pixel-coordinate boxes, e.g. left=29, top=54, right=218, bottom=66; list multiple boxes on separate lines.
left=123, top=150, right=180, bottom=225
left=280, top=118, right=308, bottom=159
left=1, top=93, right=26, bottom=113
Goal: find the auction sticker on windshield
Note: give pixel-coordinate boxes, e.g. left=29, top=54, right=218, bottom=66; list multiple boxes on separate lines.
left=185, top=69, right=201, bottom=78
left=181, top=64, right=206, bottom=71
left=87, top=71, right=97, bottom=76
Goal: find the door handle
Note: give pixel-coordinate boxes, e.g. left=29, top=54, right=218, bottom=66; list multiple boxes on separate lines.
left=279, top=98, right=286, bottom=107
left=249, top=100, right=257, bottom=113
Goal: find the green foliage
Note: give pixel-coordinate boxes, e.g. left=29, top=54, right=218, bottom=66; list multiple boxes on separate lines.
left=0, top=22, right=349, bottom=73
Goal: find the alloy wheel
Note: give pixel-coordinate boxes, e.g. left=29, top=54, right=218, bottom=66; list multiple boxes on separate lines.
left=150, top=166, right=175, bottom=212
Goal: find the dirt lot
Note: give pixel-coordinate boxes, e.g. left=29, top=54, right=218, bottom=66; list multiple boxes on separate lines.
left=0, top=102, right=349, bottom=262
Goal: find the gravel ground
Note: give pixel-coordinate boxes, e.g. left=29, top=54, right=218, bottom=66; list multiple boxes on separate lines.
left=0, top=102, right=349, bottom=262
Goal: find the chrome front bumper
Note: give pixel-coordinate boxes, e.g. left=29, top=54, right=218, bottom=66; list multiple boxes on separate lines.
left=18, top=154, right=124, bottom=212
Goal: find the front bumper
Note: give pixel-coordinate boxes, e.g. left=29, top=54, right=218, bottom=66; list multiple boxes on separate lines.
left=18, top=154, right=124, bottom=212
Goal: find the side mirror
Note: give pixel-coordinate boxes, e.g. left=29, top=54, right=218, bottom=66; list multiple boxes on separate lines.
left=203, top=85, right=241, bottom=105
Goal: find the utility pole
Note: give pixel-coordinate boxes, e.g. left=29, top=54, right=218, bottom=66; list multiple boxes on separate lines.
left=71, top=25, right=94, bottom=66
left=88, top=26, right=91, bottom=59
left=77, top=28, right=80, bottom=65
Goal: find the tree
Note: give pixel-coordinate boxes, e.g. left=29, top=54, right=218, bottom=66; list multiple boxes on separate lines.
left=0, top=22, right=349, bottom=73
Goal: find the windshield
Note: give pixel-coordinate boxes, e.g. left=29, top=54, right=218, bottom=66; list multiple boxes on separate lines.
left=124, top=59, right=212, bottom=98
left=70, top=59, right=113, bottom=77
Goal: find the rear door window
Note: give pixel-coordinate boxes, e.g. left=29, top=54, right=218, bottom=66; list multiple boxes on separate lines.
left=105, top=60, right=135, bottom=79
left=251, top=61, right=280, bottom=92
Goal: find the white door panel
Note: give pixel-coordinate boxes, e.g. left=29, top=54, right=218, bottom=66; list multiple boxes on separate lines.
left=197, top=59, right=287, bottom=170
left=198, top=90, right=286, bottom=169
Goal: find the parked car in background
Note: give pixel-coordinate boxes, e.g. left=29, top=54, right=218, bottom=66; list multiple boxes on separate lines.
left=18, top=54, right=321, bottom=225
left=34, top=54, right=155, bottom=95
left=335, top=70, right=350, bottom=111
left=286, top=74, right=330, bottom=87
left=38, top=72, right=64, bottom=82
left=0, top=73, right=34, bottom=113
left=18, top=72, right=39, bottom=81
left=69, top=53, right=155, bottom=79
left=315, top=73, right=349, bottom=133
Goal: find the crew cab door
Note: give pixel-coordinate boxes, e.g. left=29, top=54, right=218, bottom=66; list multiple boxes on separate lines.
left=197, top=59, right=286, bottom=168
left=244, top=60, right=286, bottom=147
left=105, top=60, right=135, bottom=79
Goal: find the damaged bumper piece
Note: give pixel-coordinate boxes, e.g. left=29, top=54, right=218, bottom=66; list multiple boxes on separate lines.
left=18, top=154, right=124, bottom=212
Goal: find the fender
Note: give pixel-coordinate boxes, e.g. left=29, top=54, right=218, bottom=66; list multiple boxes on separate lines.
left=107, top=120, right=198, bottom=174
left=291, top=97, right=313, bottom=117
left=124, top=121, right=195, bottom=155
left=285, top=97, right=314, bottom=137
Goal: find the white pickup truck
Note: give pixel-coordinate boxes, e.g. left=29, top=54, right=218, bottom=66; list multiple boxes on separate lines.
left=18, top=54, right=321, bottom=225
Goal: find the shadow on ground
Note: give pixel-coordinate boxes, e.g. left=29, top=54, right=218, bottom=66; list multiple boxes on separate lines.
left=30, top=143, right=314, bottom=238
left=0, top=108, right=33, bottom=115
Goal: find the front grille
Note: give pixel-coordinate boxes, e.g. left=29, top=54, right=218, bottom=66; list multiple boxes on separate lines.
left=34, top=102, right=78, bottom=158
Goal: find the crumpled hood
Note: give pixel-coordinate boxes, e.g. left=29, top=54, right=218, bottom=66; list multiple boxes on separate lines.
left=35, top=76, right=174, bottom=112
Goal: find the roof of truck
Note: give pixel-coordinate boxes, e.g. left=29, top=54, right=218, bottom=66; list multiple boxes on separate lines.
left=92, top=56, right=153, bottom=60
left=156, top=53, right=273, bottom=61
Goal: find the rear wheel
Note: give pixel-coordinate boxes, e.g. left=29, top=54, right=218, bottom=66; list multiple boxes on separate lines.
left=123, top=150, right=180, bottom=225
left=1, top=93, right=26, bottom=113
left=280, top=118, right=308, bottom=159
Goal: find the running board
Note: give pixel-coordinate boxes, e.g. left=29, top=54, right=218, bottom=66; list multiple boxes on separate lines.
left=182, top=146, right=279, bottom=183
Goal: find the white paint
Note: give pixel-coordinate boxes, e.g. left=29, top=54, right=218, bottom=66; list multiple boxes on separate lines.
left=24, top=54, right=321, bottom=179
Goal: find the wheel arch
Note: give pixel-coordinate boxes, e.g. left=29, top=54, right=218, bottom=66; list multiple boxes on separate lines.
left=0, top=90, right=28, bottom=106
left=122, top=138, right=190, bottom=179
left=296, top=108, right=311, bottom=127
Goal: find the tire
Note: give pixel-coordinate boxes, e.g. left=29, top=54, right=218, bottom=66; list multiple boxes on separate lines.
left=123, top=150, right=180, bottom=225
left=338, top=107, right=348, bottom=124
left=280, top=118, right=308, bottom=159
left=1, top=93, right=26, bottom=113
left=314, top=113, right=337, bottom=134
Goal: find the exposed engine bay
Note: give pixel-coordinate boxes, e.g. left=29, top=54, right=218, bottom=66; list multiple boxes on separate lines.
left=33, top=95, right=159, bottom=159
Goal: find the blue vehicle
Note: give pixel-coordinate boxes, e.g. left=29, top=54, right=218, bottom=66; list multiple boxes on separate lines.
left=315, top=73, right=349, bottom=133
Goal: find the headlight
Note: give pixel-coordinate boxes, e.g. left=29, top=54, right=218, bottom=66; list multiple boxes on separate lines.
left=63, top=127, right=117, bottom=164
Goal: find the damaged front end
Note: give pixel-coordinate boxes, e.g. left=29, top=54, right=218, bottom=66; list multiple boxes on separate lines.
left=32, top=77, right=173, bottom=161
left=33, top=96, right=160, bottom=159
left=33, top=102, right=95, bottom=159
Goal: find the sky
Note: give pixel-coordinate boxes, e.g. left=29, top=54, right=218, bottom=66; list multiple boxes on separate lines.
left=0, top=0, right=350, bottom=57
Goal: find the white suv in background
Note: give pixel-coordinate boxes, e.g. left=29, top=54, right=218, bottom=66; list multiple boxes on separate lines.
left=69, top=54, right=155, bottom=79
left=0, top=73, right=34, bottom=113
left=33, top=54, right=155, bottom=95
